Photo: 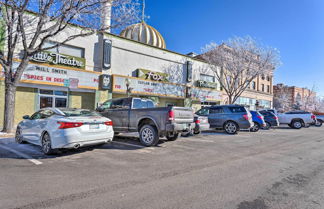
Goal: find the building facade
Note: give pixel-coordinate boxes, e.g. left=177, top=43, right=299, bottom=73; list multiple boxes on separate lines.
left=273, top=83, right=316, bottom=112
left=235, top=75, right=274, bottom=110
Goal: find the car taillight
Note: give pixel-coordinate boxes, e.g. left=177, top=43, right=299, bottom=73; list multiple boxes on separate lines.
left=243, top=114, right=249, bottom=120
left=104, top=121, right=113, bottom=126
left=311, top=114, right=316, bottom=119
left=257, top=115, right=263, bottom=120
left=58, top=122, right=83, bottom=129
left=273, top=116, right=278, bottom=120
left=168, top=110, right=175, bottom=121
left=195, top=119, right=201, bottom=124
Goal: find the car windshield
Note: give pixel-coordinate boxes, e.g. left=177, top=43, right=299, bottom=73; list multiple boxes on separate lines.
left=60, top=109, right=100, bottom=117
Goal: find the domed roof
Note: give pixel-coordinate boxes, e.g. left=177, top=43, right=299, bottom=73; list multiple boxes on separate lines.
left=120, top=21, right=166, bottom=49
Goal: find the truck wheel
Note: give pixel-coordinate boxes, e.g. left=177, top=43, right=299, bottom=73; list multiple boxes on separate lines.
left=291, top=120, right=303, bottom=129
left=224, top=121, right=238, bottom=135
left=166, top=132, right=179, bottom=141
left=250, top=122, right=260, bottom=132
left=139, top=125, right=159, bottom=146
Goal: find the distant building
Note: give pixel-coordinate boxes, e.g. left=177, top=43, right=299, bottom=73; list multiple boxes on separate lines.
left=273, top=84, right=316, bottom=111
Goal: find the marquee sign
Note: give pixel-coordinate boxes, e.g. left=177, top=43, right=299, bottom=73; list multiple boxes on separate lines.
left=137, top=69, right=168, bottom=82
left=31, top=51, right=86, bottom=69
left=112, top=75, right=185, bottom=98
left=10, top=62, right=99, bottom=89
left=196, top=80, right=218, bottom=89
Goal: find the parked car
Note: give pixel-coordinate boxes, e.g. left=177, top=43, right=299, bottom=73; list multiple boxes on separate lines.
left=15, top=108, right=114, bottom=155
left=314, top=115, right=324, bottom=127
left=259, top=109, right=278, bottom=115
left=193, top=114, right=210, bottom=134
left=181, top=114, right=210, bottom=137
left=277, top=111, right=315, bottom=129
left=196, top=105, right=253, bottom=134
left=97, top=97, right=194, bottom=146
left=250, top=111, right=266, bottom=132
left=259, top=110, right=280, bottom=129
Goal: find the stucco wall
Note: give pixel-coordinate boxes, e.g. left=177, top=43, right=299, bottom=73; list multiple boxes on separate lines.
left=70, top=91, right=96, bottom=110
left=0, top=80, right=4, bottom=128
left=15, top=87, right=37, bottom=124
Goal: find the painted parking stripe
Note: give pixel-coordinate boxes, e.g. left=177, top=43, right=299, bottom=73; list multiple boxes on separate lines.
left=112, top=141, right=146, bottom=149
left=0, top=144, right=43, bottom=165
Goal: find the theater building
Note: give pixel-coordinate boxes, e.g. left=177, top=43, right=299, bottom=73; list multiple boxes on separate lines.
left=99, top=21, right=222, bottom=111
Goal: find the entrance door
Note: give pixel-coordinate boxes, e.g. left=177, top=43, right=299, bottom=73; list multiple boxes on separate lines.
left=38, top=89, right=68, bottom=109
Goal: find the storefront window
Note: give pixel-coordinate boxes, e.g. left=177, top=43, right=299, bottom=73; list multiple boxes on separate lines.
left=200, top=74, right=215, bottom=83
left=39, top=89, right=68, bottom=109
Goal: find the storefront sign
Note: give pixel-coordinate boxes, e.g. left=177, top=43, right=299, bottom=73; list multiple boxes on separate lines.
left=113, top=75, right=185, bottom=98
left=190, top=87, right=221, bottom=101
left=196, top=80, right=217, bottom=89
left=99, top=74, right=111, bottom=90
left=12, top=62, right=98, bottom=89
left=137, top=69, right=168, bottom=82
left=31, top=51, right=86, bottom=69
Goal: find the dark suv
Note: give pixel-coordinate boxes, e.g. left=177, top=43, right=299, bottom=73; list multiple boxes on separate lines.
left=196, top=105, right=253, bottom=134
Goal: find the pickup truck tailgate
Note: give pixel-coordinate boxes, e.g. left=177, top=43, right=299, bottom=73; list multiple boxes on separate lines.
left=172, top=107, right=194, bottom=123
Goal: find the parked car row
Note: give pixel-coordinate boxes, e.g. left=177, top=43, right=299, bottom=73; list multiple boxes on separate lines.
left=15, top=97, right=322, bottom=155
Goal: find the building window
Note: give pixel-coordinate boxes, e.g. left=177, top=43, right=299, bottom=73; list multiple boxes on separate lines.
left=267, top=76, right=271, bottom=81
left=261, top=75, right=265, bottom=80
left=43, top=41, right=85, bottom=58
left=261, top=84, right=265, bottom=92
left=252, top=81, right=256, bottom=90
left=39, top=89, right=68, bottom=109
left=200, top=74, right=215, bottom=83
left=267, top=85, right=270, bottom=93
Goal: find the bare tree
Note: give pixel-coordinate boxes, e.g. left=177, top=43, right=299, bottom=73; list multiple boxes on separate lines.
left=273, top=85, right=292, bottom=112
left=201, top=36, right=280, bottom=104
left=297, top=85, right=316, bottom=112
left=0, top=0, right=140, bottom=133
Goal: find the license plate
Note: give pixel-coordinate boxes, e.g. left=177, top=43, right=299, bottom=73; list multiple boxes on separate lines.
left=90, top=124, right=100, bottom=129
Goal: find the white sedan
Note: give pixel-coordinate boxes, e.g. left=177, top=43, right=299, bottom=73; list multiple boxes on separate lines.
left=15, top=108, right=114, bottom=155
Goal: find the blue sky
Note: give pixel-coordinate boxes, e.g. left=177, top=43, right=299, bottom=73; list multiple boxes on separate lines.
left=142, top=0, right=324, bottom=96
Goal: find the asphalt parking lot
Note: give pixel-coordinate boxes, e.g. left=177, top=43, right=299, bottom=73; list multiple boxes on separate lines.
left=1, top=127, right=324, bottom=209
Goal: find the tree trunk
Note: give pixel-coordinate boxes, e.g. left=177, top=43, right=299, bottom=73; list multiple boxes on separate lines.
left=2, top=82, right=17, bottom=133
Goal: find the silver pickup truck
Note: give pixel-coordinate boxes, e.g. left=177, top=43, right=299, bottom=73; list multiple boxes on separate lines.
left=277, top=111, right=316, bottom=129
left=97, top=97, right=194, bottom=146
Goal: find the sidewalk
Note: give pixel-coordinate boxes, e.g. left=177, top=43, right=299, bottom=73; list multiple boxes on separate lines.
left=0, top=132, right=15, bottom=139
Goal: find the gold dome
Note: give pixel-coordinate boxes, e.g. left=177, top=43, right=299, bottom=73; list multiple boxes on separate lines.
left=120, top=21, right=166, bottom=49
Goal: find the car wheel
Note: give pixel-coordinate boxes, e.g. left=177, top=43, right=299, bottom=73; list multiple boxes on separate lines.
left=224, top=121, right=238, bottom=135
left=291, top=120, right=303, bottom=129
left=250, top=122, right=260, bottom=132
left=315, top=120, right=323, bottom=127
left=263, top=122, right=271, bottom=130
left=41, top=133, right=55, bottom=155
left=15, top=127, right=25, bottom=144
left=193, top=130, right=201, bottom=135
left=167, top=132, right=180, bottom=140
left=139, top=125, right=159, bottom=146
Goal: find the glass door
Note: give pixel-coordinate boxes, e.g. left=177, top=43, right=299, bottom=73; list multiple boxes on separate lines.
left=38, top=89, right=68, bottom=109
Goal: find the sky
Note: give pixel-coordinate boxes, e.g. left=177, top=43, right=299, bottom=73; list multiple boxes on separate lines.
left=142, top=0, right=324, bottom=96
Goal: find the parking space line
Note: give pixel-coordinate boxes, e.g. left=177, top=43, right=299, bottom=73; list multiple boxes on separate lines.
left=112, top=141, right=146, bottom=149
left=0, top=144, right=43, bottom=165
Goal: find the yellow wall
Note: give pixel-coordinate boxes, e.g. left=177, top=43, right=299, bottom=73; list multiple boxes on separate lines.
left=0, top=81, right=4, bottom=128
left=70, top=91, right=95, bottom=110
left=14, top=87, right=37, bottom=125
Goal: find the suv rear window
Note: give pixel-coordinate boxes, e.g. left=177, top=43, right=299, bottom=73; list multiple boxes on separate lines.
left=228, top=106, right=247, bottom=113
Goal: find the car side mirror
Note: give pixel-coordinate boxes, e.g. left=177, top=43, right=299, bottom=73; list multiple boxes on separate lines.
left=96, top=106, right=104, bottom=112
left=23, top=115, right=30, bottom=120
